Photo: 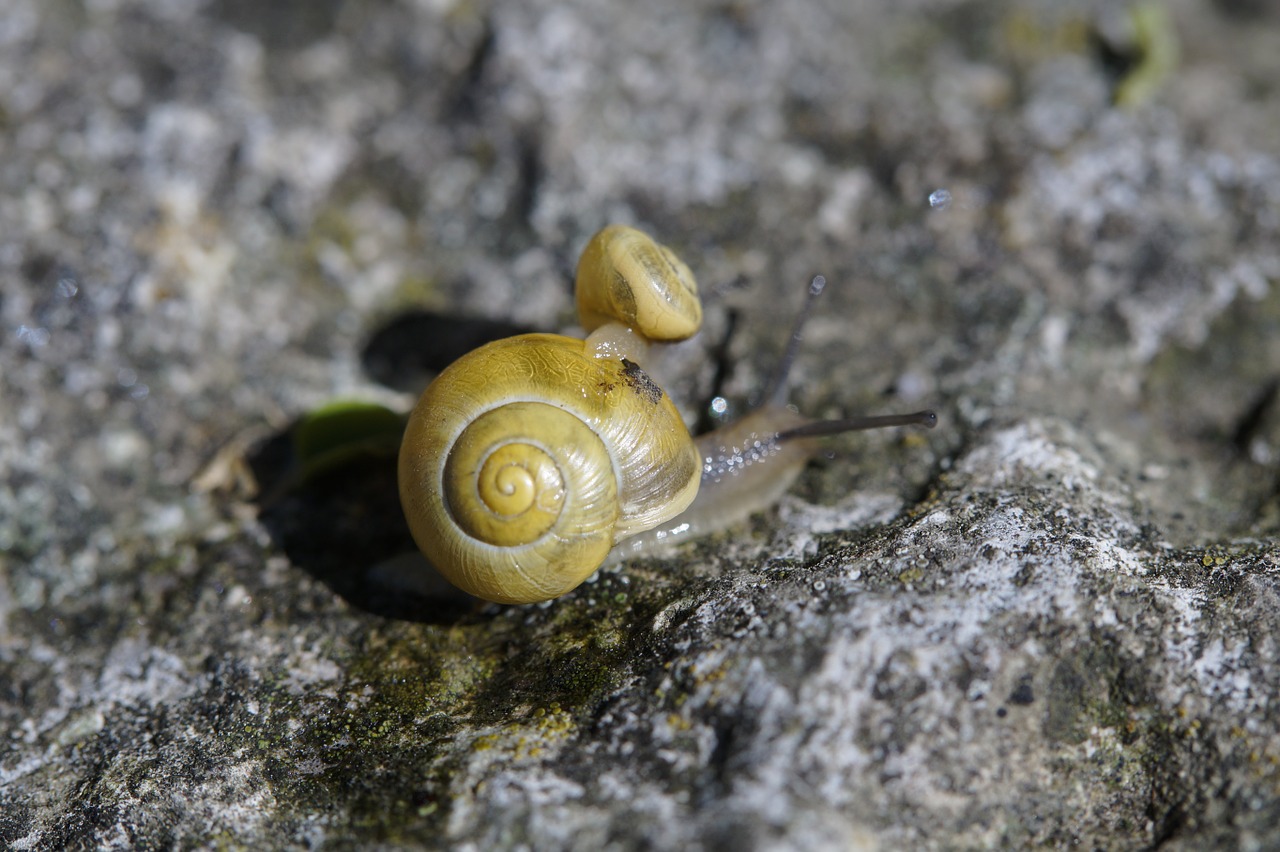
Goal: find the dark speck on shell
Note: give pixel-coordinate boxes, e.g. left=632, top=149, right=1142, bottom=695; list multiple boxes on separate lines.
left=620, top=358, right=663, bottom=405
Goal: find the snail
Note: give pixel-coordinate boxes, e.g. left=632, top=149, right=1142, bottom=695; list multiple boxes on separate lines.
left=398, top=225, right=935, bottom=604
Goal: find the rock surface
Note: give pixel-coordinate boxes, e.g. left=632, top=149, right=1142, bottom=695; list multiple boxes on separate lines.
left=3, top=0, right=1279, bottom=848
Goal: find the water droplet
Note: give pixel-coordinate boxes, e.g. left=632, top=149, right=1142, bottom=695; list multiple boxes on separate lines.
left=928, top=189, right=953, bottom=210
left=17, top=325, right=50, bottom=347
left=710, top=396, right=728, bottom=415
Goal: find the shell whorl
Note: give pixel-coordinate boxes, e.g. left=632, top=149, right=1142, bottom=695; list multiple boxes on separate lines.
left=445, top=405, right=577, bottom=547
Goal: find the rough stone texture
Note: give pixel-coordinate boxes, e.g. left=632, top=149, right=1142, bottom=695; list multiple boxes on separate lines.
left=2, top=0, right=1279, bottom=849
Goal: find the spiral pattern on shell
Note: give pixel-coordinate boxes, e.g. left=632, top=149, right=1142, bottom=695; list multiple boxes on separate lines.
left=444, top=405, right=571, bottom=546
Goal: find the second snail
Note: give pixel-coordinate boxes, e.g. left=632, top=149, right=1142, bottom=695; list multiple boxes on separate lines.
left=397, top=225, right=936, bottom=605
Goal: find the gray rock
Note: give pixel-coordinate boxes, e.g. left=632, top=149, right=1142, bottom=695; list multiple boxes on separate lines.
left=2, top=0, right=1278, bottom=849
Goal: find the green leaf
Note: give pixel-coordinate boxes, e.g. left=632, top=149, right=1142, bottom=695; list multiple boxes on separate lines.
left=291, top=400, right=407, bottom=482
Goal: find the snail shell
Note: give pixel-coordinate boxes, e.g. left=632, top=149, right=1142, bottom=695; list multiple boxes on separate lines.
left=398, top=226, right=704, bottom=605
left=575, top=224, right=701, bottom=340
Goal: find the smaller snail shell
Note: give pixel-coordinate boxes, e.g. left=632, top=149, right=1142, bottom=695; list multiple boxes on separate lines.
left=575, top=225, right=702, bottom=341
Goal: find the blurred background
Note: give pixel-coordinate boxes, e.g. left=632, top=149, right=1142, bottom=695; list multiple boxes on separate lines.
left=2, top=0, right=1278, bottom=847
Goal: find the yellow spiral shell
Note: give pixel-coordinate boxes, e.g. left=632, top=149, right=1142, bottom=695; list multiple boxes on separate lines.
left=575, top=225, right=702, bottom=341
left=399, top=334, right=701, bottom=604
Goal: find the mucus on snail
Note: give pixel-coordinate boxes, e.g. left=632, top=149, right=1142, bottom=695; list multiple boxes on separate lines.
left=398, top=225, right=935, bottom=605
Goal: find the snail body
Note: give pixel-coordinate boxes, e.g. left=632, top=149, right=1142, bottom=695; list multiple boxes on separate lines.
left=615, top=272, right=937, bottom=558
left=399, top=227, right=935, bottom=604
left=615, top=402, right=937, bottom=559
left=612, top=406, right=813, bottom=557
